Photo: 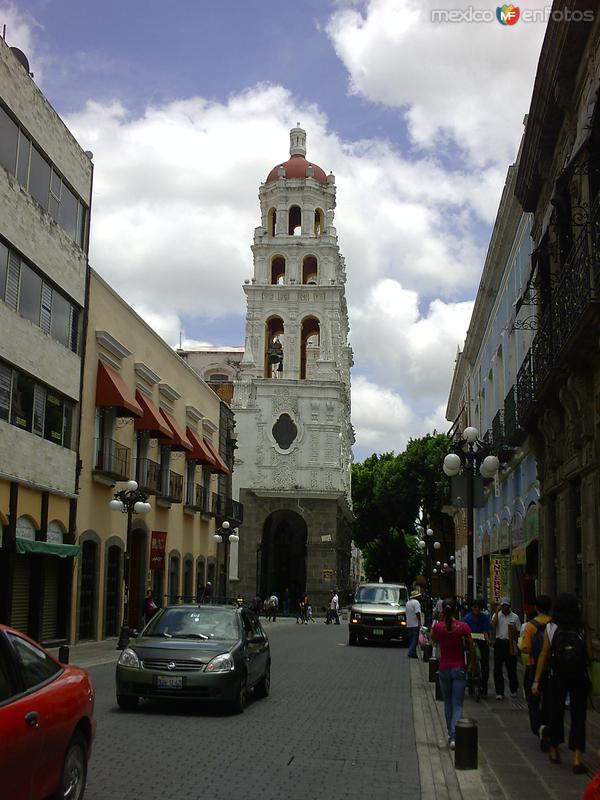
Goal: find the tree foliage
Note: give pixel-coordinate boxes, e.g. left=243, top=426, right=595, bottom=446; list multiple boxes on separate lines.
left=351, top=433, right=451, bottom=583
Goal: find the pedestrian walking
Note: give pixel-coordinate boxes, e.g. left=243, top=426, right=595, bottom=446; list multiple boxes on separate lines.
left=532, top=592, right=593, bottom=773
left=266, top=592, right=278, bottom=622
left=405, top=589, right=422, bottom=659
left=431, top=598, right=476, bottom=749
left=519, top=594, right=552, bottom=749
left=463, top=598, right=491, bottom=696
left=330, top=590, right=340, bottom=624
left=491, top=597, right=520, bottom=699
left=143, top=589, right=159, bottom=624
left=307, top=603, right=314, bottom=622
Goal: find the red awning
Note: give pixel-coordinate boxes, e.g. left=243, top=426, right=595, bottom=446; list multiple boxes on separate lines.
left=158, top=408, right=193, bottom=451
left=186, top=427, right=218, bottom=466
left=203, top=438, right=231, bottom=476
left=134, top=391, right=171, bottom=437
left=95, top=361, right=143, bottom=418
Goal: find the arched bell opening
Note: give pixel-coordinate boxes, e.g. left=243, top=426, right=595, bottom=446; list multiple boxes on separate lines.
left=302, top=255, right=318, bottom=285
left=288, top=205, right=302, bottom=236
left=267, top=207, right=277, bottom=237
left=271, top=256, right=286, bottom=285
left=300, top=316, right=320, bottom=379
left=265, top=316, right=285, bottom=378
left=314, top=208, right=325, bottom=236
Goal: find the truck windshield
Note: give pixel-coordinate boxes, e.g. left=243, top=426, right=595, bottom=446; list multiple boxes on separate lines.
left=354, top=586, right=407, bottom=605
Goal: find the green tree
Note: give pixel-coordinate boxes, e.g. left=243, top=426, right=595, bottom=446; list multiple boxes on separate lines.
left=351, top=433, right=451, bottom=583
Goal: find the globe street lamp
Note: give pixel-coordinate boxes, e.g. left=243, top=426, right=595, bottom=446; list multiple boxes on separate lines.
left=213, top=521, right=239, bottom=603
left=443, top=427, right=499, bottom=603
left=414, top=520, right=441, bottom=625
left=109, top=480, right=151, bottom=649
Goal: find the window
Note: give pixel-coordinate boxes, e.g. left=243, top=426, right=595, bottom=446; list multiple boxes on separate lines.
left=60, top=184, right=79, bottom=241
left=0, top=106, right=18, bottom=175
left=63, top=401, right=73, bottom=449
left=33, top=384, right=46, bottom=436
left=10, top=371, right=35, bottom=431
left=0, top=364, right=11, bottom=422
left=0, top=645, right=15, bottom=702
left=16, top=132, right=30, bottom=186
left=7, top=633, right=60, bottom=690
left=0, top=241, right=7, bottom=302
left=51, top=291, right=71, bottom=349
left=28, top=145, right=51, bottom=211
left=208, top=373, right=229, bottom=383
left=272, top=413, right=298, bottom=450
left=19, top=262, right=42, bottom=326
left=44, top=391, right=64, bottom=445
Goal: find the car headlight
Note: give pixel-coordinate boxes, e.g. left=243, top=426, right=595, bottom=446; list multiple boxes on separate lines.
left=118, top=647, right=140, bottom=668
left=205, top=653, right=235, bottom=673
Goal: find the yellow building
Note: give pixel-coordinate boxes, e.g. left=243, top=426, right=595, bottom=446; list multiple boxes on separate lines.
left=73, top=269, right=240, bottom=643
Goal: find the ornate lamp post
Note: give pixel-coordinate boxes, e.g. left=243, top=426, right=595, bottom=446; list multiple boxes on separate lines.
left=443, top=426, right=499, bottom=603
left=414, top=520, right=441, bottom=625
left=109, top=479, right=151, bottom=649
left=213, top=520, right=239, bottom=603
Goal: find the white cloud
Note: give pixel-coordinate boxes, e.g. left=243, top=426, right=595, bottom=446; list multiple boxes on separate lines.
left=351, top=374, right=417, bottom=453
left=326, top=0, right=546, bottom=168
left=0, top=3, right=43, bottom=78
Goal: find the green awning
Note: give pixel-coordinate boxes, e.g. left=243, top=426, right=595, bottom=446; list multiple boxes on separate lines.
left=15, top=538, right=80, bottom=558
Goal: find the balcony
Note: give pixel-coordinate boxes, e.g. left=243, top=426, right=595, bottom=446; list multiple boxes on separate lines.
left=503, top=385, right=521, bottom=444
left=185, top=484, right=210, bottom=513
left=516, top=349, right=536, bottom=425
left=212, top=492, right=224, bottom=518
left=158, top=470, right=183, bottom=504
left=94, top=438, right=130, bottom=481
left=135, top=458, right=160, bottom=494
left=491, top=409, right=504, bottom=450
left=225, top=497, right=244, bottom=524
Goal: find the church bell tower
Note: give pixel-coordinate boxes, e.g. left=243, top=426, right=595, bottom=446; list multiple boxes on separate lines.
left=232, top=127, right=354, bottom=609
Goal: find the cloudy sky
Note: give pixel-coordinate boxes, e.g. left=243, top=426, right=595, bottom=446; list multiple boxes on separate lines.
left=3, top=1, right=548, bottom=460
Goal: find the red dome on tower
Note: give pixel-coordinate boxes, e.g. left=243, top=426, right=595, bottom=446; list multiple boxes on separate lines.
left=266, top=125, right=328, bottom=184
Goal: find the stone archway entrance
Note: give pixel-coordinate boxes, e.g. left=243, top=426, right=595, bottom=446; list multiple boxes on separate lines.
left=260, top=510, right=307, bottom=605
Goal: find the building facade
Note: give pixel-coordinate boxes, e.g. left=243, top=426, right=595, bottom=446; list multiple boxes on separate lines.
left=513, top=2, right=600, bottom=636
left=0, top=39, right=92, bottom=644
left=446, top=154, right=539, bottom=614
left=230, top=127, right=354, bottom=610
left=73, top=270, right=240, bottom=642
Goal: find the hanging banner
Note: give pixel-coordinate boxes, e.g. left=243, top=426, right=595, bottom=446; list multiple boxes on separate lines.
left=489, top=554, right=510, bottom=606
left=150, top=531, right=167, bottom=571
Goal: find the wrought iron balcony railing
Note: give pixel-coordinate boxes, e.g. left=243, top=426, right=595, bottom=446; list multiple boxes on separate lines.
left=158, top=470, right=183, bottom=503
left=94, top=438, right=130, bottom=481
left=225, top=497, right=244, bottom=524
left=491, top=409, right=504, bottom=449
left=516, top=349, right=535, bottom=424
left=186, top=484, right=210, bottom=513
left=135, top=457, right=160, bottom=494
left=212, top=492, right=224, bottom=517
left=503, top=385, right=519, bottom=443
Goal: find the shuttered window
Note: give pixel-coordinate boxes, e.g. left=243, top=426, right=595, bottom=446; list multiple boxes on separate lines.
left=40, top=282, right=52, bottom=334
left=0, top=363, right=11, bottom=421
left=5, top=251, right=20, bottom=311
left=33, top=384, right=46, bottom=436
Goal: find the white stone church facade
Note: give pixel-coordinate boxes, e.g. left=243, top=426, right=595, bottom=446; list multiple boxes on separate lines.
left=187, top=128, right=354, bottom=611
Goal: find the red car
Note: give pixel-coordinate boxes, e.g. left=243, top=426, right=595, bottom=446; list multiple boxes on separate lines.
left=0, top=624, right=95, bottom=800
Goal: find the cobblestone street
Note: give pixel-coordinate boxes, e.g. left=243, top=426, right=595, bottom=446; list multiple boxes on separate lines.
left=84, top=620, right=420, bottom=800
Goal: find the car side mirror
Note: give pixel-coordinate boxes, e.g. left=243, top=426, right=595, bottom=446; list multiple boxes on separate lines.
left=249, top=634, right=265, bottom=644
left=129, top=630, right=139, bottom=639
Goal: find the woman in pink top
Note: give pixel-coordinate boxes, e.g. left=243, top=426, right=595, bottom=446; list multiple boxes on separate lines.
left=432, top=598, right=476, bottom=747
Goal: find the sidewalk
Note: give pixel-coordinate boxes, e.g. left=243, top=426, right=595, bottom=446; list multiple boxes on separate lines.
left=411, top=653, right=600, bottom=800
left=48, top=638, right=121, bottom=669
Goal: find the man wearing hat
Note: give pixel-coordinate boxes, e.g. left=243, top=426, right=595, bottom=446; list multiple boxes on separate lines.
left=491, top=597, right=520, bottom=699
left=405, top=589, right=422, bottom=658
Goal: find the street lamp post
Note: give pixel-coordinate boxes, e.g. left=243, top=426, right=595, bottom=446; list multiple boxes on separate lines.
left=213, top=521, right=239, bottom=603
left=414, top=520, right=441, bottom=625
left=109, top=479, right=151, bottom=649
left=443, top=426, right=499, bottom=604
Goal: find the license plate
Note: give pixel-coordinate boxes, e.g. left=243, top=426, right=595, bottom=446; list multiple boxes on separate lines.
left=373, top=628, right=384, bottom=636
left=157, top=675, right=183, bottom=689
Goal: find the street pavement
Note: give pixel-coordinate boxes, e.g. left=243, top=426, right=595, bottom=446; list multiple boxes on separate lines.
left=78, top=619, right=421, bottom=800
left=53, top=624, right=600, bottom=800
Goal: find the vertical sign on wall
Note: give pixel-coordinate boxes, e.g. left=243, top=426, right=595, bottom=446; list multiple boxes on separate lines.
left=489, top=555, right=510, bottom=606
left=150, top=531, right=167, bottom=571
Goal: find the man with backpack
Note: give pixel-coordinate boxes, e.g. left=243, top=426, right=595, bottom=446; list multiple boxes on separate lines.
left=520, top=594, right=552, bottom=749
left=532, top=592, right=593, bottom=773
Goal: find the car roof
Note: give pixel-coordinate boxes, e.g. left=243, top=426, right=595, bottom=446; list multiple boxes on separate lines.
left=162, top=604, right=241, bottom=612
left=357, top=583, right=407, bottom=588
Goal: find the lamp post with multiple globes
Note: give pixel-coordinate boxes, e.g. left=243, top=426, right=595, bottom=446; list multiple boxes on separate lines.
left=109, top=480, right=152, bottom=649
left=414, top=521, right=441, bottom=625
left=443, top=426, right=499, bottom=603
left=213, top=520, right=240, bottom=603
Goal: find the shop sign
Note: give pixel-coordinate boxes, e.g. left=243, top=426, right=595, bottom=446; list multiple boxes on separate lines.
left=322, top=568, right=335, bottom=580
left=150, top=531, right=167, bottom=571
left=511, top=546, right=527, bottom=565
left=489, top=554, right=510, bottom=606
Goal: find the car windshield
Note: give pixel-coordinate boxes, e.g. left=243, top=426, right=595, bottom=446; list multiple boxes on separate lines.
left=354, top=586, right=407, bottom=605
left=143, top=608, right=240, bottom=641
